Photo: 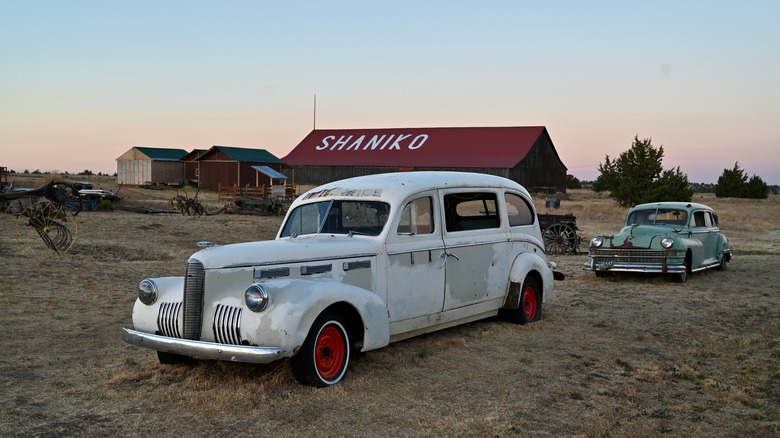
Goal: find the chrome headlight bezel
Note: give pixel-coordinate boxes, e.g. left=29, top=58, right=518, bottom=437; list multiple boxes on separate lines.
left=660, top=237, right=675, bottom=249
left=138, top=279, right=158, bottom=305
left=590, top=236, right=604, bottom=248
left=245, top=284, right=269, bottom=312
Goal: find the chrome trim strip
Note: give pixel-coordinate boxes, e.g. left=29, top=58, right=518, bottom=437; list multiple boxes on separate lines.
left=224, top=253, right=376, bottom=269
left=122, top=328, right=284, bottom=363
left=583, top=260, right=686, bottom=274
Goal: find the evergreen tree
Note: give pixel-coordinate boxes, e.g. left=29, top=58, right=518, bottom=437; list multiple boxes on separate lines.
left=715, top=162, right=748, bottom=198
left=593, top=136, right=691, bottom=206
left=745, top=174, right=769, bottom=199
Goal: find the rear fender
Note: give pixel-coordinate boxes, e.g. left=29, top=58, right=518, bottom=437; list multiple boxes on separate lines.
left=507, top=253, right=554, bottom=305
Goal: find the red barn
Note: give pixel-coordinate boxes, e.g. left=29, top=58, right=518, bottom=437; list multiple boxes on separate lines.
left=282, top=126, right=567, bottom=193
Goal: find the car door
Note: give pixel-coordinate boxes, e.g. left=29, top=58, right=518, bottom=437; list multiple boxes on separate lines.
left=439, top=189, right=511, bottom=311
left=689, top=209, right=717, bottom=267
left=385, top=192, right=446, bottom=324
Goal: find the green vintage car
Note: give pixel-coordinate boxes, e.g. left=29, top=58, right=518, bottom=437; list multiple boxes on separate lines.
left=584, top=202, right=731, bottom=282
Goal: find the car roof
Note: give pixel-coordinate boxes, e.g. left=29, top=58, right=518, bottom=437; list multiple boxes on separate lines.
left=630, top=202, right=713, bottom=212
left=294, top=171, right=530, bottom=207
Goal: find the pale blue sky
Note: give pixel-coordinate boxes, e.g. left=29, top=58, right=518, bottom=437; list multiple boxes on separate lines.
left=2, top=1, right=778, bottom=183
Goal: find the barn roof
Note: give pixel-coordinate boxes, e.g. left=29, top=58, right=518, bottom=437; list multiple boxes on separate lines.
left=133, top=147, right=188, bottom=161
left=198, top=146, right=283, bottom=163
left=282, top=126, right=560, bottom=169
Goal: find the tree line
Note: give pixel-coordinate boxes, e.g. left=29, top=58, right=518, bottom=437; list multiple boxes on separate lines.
left=565, top=136, right=772, bottom=206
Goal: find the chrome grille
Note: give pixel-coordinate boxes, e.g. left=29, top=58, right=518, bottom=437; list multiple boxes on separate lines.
left=213, top=304, right=243, bottom=345
left=591, top=249, right=667, bottom=264
left=183, top=259, right=205, bottom=340
left=157, top=302, right=183, bottom=338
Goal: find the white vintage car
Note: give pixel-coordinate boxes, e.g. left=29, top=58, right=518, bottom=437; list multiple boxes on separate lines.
left=123, top=172, right=561, bottom=386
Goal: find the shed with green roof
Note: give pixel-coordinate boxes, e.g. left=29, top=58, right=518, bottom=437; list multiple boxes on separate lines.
left=195, top=146, right=283, bottom=191
left=116, top=146, right=188, bottom=186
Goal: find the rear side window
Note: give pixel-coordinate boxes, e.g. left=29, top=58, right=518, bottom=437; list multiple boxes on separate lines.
left=443, top=192, right=500, bottom=232
left=504, top=193, right=534, bottom=226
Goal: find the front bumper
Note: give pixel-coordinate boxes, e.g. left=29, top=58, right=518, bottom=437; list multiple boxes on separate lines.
left=583, top=258, right=685, bottom=274
left=122, top=328, right=285, bottom=363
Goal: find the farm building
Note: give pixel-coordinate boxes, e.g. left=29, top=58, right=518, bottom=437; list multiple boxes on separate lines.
left=195, top=146, right=284, bottom=191
left=282, top=126, right=568, bottom=193
left=182, top=149, right=207, bottom=185
left=116, top=147, right=188, bottom=186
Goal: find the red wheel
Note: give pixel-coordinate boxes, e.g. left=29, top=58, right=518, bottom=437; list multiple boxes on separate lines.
left=521, top=283, right=539, bottom=321
left=504, top=276, right=542, bottom=325
left=314, top=324, right=348, bottom=381
left=291, top=312, right=351, bottom=387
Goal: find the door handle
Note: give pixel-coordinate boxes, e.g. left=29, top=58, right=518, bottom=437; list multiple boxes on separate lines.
left=440, top=252, right=459, bottom=268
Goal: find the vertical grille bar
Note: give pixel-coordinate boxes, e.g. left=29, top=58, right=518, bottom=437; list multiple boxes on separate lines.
left=213, top=304, right=243, bottom=345
left=157, top=302, right=182, bottom=338
left=183, top=259, right=205, bottom=340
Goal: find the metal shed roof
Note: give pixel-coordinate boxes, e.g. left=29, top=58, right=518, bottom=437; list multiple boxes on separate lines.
left=198, top=146, right=283, bottom=163
left=282, top=126, right=550, bottom=168
left=252, top=165, right=288, bottom=179
left=123, top=147, right=189, bottom=161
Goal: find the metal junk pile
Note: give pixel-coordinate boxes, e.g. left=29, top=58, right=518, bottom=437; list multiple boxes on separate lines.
left=1, top=181, right=82, bottom=253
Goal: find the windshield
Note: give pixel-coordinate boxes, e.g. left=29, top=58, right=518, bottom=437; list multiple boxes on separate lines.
left=626, top=208, right=688, bottom=226
left=280, top=200, right=390, bottom=237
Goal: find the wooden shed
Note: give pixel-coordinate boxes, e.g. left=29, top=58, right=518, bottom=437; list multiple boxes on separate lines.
left=182, top=149, right=207, bottom=185
left=195, top=146, right=284, bottom=191
left=116, top=147, right=188, bottom=186
left=282, top=126, right=568, bottom=193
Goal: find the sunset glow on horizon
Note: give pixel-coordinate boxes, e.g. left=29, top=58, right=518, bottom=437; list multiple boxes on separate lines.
left=2, top=1, right=778, bottom=184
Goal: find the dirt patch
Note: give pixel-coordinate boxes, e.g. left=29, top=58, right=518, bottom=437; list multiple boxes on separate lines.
left=1, top=183, right=778, bottom=437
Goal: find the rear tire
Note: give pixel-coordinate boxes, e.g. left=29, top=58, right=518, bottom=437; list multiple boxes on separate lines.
left=291, top=312, right=351, bottom=387
left=506, top=276, right=542, bottom=325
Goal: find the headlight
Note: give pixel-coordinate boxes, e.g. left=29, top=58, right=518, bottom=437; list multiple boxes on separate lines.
left=138, top=279, right=158, bottom=305
left=661, top=237, right=674, bottom=249
left=245, top=284, right=269, bottom=312
left=590, top=236, right=604, bottom=247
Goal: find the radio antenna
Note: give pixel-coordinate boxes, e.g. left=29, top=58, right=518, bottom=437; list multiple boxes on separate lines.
left=313, top=93, right=317, bottom=130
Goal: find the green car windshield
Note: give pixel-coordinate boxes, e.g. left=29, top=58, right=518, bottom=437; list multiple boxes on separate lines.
left=280, top=200, right=391, bottom=237
left=627, top=208, right=688, bottom=226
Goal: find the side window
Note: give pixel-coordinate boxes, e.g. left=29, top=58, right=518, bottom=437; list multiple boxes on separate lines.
left=397, top=197, right=434, bottom=235
left=504, top=193, right=535, bottom=226
left=707, top=212, right=719, bottom=227
left=443, top=192, right=500, bottom=232
left=693, top=211, right=706, bottom=227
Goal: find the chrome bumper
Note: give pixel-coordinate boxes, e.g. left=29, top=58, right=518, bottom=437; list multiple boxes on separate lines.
left=583, top=259, right=685, bottom=274
left=122, top=328, right=285, bottom=363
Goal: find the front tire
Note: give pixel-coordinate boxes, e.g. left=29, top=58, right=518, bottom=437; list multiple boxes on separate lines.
left=157, top=351, right=194, bottom=365
left=291, top=312, right=351, bottom=387
left=672, top=253, right=691, bottom=283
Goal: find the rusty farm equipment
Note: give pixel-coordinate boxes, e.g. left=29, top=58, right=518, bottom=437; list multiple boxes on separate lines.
left=539, top=212, right=581, bottom=255
left=171, top=190, right=206, bottom=216
left=1, top=181, right=81, bottom=253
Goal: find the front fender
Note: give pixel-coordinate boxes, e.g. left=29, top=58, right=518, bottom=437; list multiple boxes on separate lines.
left=251, top=279, right=390, bottom=353
left=131, top=276, right=184, bottom=334
left=508, top=253, right=554, bottom=304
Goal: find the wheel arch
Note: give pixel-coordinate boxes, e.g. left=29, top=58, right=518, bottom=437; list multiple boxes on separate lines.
left=262, top=280, right=390, bottom=354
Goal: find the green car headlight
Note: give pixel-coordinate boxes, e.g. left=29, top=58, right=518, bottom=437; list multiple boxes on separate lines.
left=138, top=279, right=158, bottom=305
left=591, top=236, right=604, bottom=247
left=245, top=284, right=269, bottom=312
left=661, top=237, right=674, bottom=249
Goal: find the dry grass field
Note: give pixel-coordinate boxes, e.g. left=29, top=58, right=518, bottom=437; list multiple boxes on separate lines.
left=1, top=175, right=778, bottom=437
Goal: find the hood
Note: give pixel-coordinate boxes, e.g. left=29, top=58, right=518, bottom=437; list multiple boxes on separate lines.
left=190, top=235, right=380, bottom=269
left=605, top=224, right=680, bottom=248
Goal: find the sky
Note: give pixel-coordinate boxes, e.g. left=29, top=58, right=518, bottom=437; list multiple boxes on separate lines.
left=1, top=1, right=778, bottom=184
